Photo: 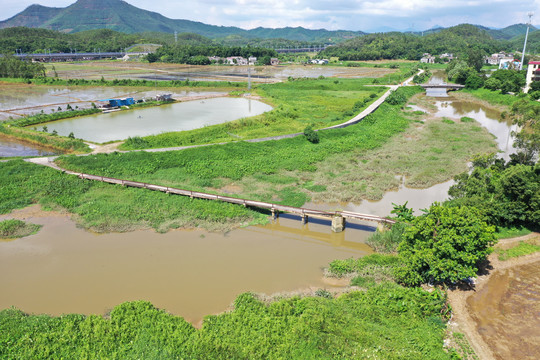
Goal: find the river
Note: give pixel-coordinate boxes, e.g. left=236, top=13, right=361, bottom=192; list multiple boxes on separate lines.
left=0, top=206, right=372, bottom=324
left=0, top=76, right=522, bottom=325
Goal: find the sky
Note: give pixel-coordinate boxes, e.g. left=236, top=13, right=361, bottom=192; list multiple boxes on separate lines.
left=2, top=0, right=540, bottom=33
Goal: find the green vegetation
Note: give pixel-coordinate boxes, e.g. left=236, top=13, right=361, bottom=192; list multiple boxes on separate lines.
left=0, top=109, right=97, bottom=153
left=0, top=125, right=89, bottom=153
left=0, top=76, right=246, bottom=89
left=120, top=78, right=387, bottom=150
left=495, top=240, right=540, bottom=260
left=320, top=24, right=503, bottom=61
left=0, top=160, right=263, bottom=233
left=150, top=44, right=276, bottom=64
left=0, top=285, right=454, bottom=359
left=0, top=55, right=46, bottom=79
left=448, top=155, right=540, bottom=230
left=396, top=203, right=496, bottom=286
left=58, top=87, right=422, bottom=205
left=0, top=219, right=41, bottom=239
left=494, top=226, right=532, bottom=239
left=366, top=222, right=407, bottom=253
left=451, top=332, right=479, bottom=360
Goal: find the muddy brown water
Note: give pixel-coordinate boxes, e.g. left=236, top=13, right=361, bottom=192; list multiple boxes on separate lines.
left=467, top=261, right=540, bottom=359
left=0, top=208, right=372, bottom=323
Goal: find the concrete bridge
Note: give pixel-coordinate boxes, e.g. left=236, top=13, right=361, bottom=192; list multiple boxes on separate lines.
left=73, top=172, right=395, bottom=232
left=275, top=46, right=328, bottom=54
left=420, top=84, right=465, bottom=90
left=26, top=157, right=395, bottom=233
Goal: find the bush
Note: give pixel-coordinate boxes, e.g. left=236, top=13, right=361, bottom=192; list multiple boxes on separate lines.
left=303, top=125, right=319, bottom=144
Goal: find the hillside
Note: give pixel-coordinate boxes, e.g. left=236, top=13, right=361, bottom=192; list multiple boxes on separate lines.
left=0, top=0, right=363, bottom=42
left=488, top=23, right=537, bottom=40
left=320, top=24, right=506, bottom=61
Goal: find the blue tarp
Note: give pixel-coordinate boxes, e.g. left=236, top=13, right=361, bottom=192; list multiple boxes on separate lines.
left=99, top=98, right=135, bottom=107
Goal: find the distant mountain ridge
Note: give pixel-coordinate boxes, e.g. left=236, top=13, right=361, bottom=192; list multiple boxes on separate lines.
left=0, top=0, right=535, bottom=42
left=0, top=0, right=364, bottom=42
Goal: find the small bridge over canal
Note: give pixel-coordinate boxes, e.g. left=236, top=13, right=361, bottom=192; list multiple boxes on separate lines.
left=72, top=172, right=395, bottom=232
left=420, top=84, right=465, bottom=90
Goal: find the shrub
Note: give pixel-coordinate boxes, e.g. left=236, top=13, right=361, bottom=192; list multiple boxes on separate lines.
left=303, top=125, right=319, bottom=144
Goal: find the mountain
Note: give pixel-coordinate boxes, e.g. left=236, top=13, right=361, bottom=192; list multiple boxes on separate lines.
left=0, top=0, right=364, bottom=42
left=486, top=23, right=537, bottom=40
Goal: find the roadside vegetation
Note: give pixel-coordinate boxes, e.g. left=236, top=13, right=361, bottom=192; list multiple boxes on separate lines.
left=0, top=219, right=41, bottom=239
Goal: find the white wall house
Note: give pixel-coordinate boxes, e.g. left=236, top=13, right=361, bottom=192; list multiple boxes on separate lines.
left=525, top=61, right=540, bottom=93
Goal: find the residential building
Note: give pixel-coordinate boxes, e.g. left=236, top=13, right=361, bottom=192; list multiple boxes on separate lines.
left=525, top=61, right=540, bottom=93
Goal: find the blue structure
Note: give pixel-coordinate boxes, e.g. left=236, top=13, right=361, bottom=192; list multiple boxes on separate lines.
left=101, top=98, right=135, bottom=107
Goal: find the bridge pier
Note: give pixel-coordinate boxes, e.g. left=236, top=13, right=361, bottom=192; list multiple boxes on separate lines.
left=331, top=216, right=345, bottom=233
left=301, top=214, right=308, bottom=225
left=271, top=209, right=278, bottom=220
left=377, top=223, right=388, bottom=233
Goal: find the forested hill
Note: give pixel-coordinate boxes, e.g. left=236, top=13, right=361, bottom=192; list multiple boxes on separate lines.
left=320, top=24, right=511, bottom=61
left=0, top=0, right=363, bottom=42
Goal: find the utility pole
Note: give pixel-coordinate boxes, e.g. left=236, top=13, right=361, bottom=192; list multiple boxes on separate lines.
left=174, top=31, right=178, bottom=44
left=248, top=64, right=251, bottom=91
left=520, top=12, right=534, bottom=71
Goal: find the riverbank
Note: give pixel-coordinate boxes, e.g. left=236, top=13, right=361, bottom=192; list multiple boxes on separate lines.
left=447, top=233, right=540, bottom=360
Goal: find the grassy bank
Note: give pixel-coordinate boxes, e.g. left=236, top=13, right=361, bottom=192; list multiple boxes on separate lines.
left=58, top=87, right=421, bottom=206
left=0, top=76, right=247, bottom=89
left=461, top=88, right=522, bottom=107
left=495, top=238, right=540, bottom=261
left=0, top=125, right=90, bottom=153
left=0, top=219, right=41, bottom=239
left=120, top=78, right=387, bottom=150
left=0, top=160, right=264, bottom=233
left=58, top=86, right=497, bottom=206
left=0, top=282, right=454, bottom=359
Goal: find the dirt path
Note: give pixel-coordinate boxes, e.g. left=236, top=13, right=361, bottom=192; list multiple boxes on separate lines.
left=447, top=233, right=540, bottom=360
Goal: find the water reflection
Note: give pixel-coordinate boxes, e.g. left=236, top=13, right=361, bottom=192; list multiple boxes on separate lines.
left=0, top=135, right=56, bottom=157
left=41, top=97, right=272, bottom=143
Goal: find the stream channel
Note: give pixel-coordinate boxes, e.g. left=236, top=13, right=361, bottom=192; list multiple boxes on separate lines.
left=0, top=82, right=521, bottom=325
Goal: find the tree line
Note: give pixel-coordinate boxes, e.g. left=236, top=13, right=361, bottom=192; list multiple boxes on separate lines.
left=320, top=24, right=509, bottom=61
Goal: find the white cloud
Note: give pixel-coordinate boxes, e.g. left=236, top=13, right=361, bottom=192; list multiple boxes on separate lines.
left=1, top=0, right=538, bottom=32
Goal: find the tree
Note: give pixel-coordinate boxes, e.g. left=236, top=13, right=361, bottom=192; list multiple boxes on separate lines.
left=466, top=48, right=485, bottom=72
left=396, top=203, right=496, bottom=286
left=303, top=125, right=319, bottom=144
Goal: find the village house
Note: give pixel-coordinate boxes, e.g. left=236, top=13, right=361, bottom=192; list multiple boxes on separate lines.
left=225, top=56, right=248, bottom=65
left=525, top=61, right=540, bottom=93
left=439, top=53, right=454, bottom=61
left=485, top=52, right=514, bottom=66
left=420, top=53, right=435, bottom=63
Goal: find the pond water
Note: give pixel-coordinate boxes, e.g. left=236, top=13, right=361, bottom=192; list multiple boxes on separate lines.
left=0, top=135, right=56, bottom=157
left=0, top=207, right=372, bottom=323
left=40, top=97, right=272, bottom=143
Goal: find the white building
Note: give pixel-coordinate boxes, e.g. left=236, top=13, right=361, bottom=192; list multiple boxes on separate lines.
left=525, top=61, right=540, bottom=93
